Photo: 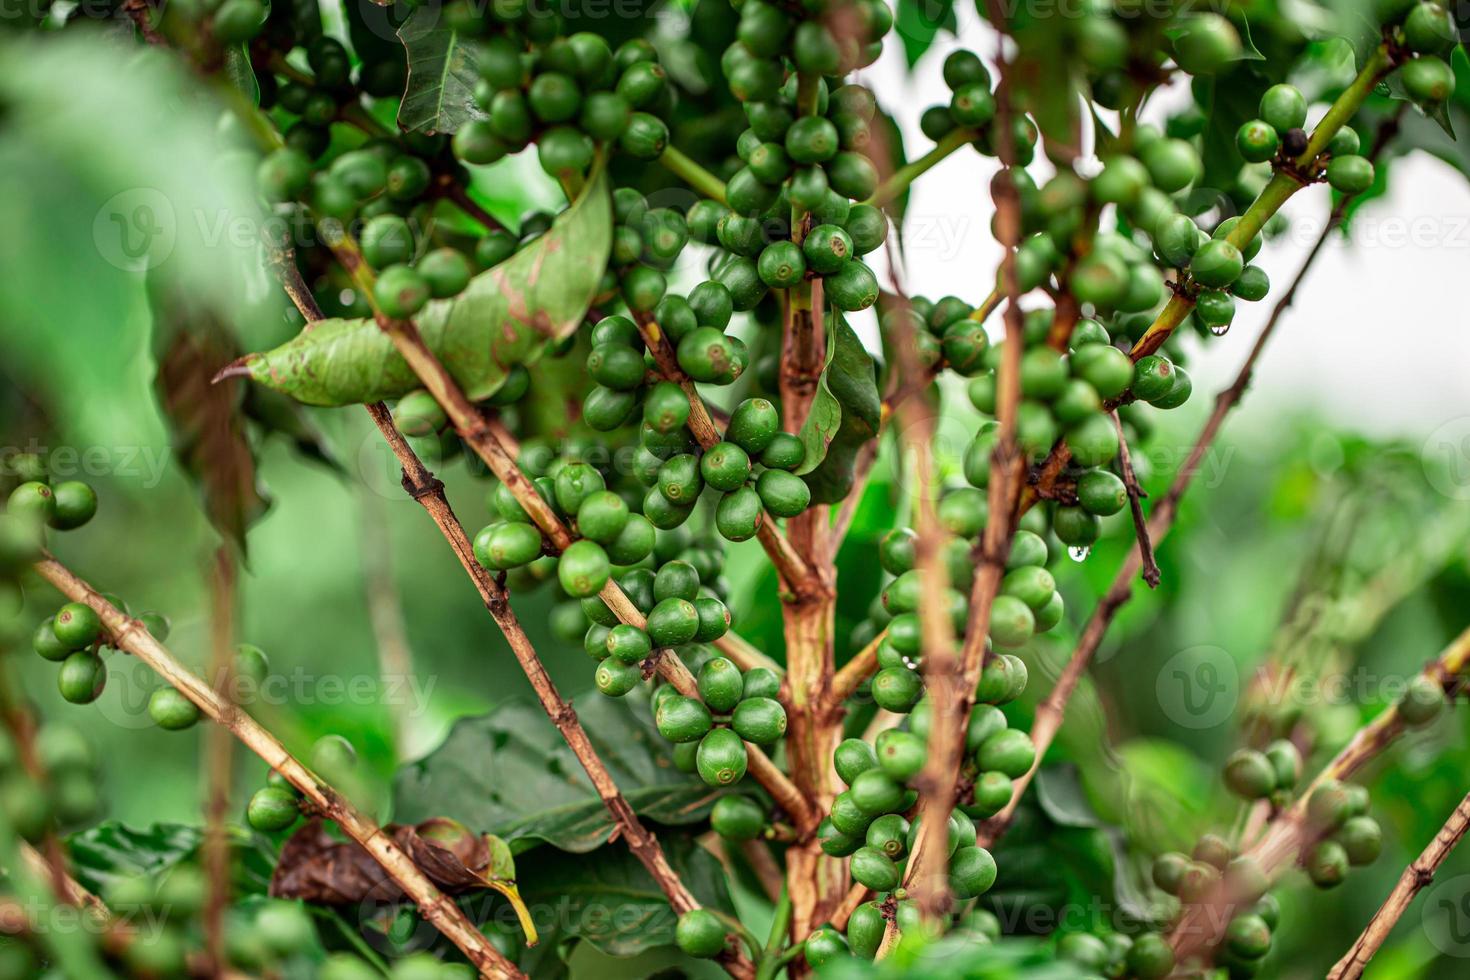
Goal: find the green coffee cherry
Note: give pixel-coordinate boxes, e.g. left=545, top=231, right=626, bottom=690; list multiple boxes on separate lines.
left=696, top=728, right=748, bottom=787
left=247, top=786, right=300, bottom=832
left=1336, top=815, right=1382, bottom=866
left=710, top=795, right=765, bottom=840
left=1127, top=933, right=1175, bottom=979
left=148, top=688, right=201, bottom=731
left=58, top=651, right=105, bottom=704
left=1306, top=838, right=1349, bottom=888
left=558, top=540, right=611, bottom=598
left=1224, top=749, right=1276, bottom=799
left=656, top=695, right=714, bottom=743
left=976, top=728, right=1036, bottom=778
left=49, top=482, right=98, bottom=530
left=674, top=909, right=727, bottom=958
left=804, top=926, right=848, bottom=968
left=52, top=602, right=101, bottom=649
left=1399, top=675, right=1445, bottom=725
left=32, top=620, right=70, bottom=662
left=950, top=844, right=997, bottom=899
left=846, top=902, right=886, bottom=959
left=850, top=845, right=900, bottom=891
left=731, top=697, right=786, bottom=744
left=835, top=738, right=879, bottom=785
left=595, top=658, right=641, bottom=697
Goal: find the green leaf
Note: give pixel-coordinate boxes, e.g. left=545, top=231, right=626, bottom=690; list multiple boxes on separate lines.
left=1008, top=15, right=1082, bottom=162
left=393, top=693, right=728, bottom=853
left=397, top=5, right=483, bottom=134
left=238, top=169, right=611, bottom=406
left=796, top=312, right=880, bottom=504
left=503, top=836, right=734, bottom=956
left=67, top=822, right=275, bottom=898
left=894, top=0, right=957, bottom=68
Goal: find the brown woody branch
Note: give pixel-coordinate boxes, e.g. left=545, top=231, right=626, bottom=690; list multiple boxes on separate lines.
left=318, top=239, right=811, bottom=828
left=879, top=239, right=958, bottom=923
left=826, top=627, right=888, bottom=708
left=903, top=5, right=1030, bottom=920
left=360, top=404, right=762, bottom=978
left=1328, top=792, right=1470, bottom=979
left=31, top=557, right=524, bottom=980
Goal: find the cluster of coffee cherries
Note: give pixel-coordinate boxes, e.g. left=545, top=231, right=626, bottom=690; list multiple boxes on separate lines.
left=947, top=304, right=1160, bottom=554
left=246, top=733, right=359, bottom=833
left=453, top=15, right=676, bottom=175
left=657, top=658, right=786, bottom=788
left=1382, top=0, right=1460, bottom=105
left=1235, top=83, right=1375, bottom=196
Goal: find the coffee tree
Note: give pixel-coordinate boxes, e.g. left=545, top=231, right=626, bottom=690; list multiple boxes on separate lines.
left=0, top=0, right=1467, bottom=975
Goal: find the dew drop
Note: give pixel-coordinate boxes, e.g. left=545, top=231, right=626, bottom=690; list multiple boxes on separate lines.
left=1210, top=323, right=1230, bottom=337
left=1068, top=545, right=1091, bottom=562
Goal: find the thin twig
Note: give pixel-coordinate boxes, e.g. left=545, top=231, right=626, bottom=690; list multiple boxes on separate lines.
left=826, top=628, right=888, bottom=708
left=201, top=546, right=235, bottom=974
left=360, top=405, right=764, bottom=977
left=880, top=231, right=957, bottom=924
left=31, top=557, right=524, bottom=979
left=1110, top=411, right=1159, bottom=588
left=1328, top=792, right=1470, bottom=979
left=1169, top=624, right=1470, bottom=961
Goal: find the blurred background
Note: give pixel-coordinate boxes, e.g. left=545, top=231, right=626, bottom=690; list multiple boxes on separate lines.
left=2, top=1, right=1470, bottom=977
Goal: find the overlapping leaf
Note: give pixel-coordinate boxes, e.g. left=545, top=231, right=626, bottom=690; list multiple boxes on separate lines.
left=796, top=311, right=881, bottom=504
left=397, top=4, right=483, bottom=134
left=393, top=694, right=727, bottom=853
left=237, top=170, right=611, bottom=407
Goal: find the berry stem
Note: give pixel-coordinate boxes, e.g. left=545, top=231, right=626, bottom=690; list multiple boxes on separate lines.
left=631, top=310, right=823, bottom=600
left=864, top=126, right=974, bottom=209
left=658, top=144, right=728, bottom=203
left=1328, top=791, right=1470, bottom=979
left=826, top=626, right=889, bottom=707
left=31, top=557, right=526, bottom=980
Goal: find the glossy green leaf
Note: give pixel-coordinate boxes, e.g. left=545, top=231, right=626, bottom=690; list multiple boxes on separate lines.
left=796, top=312, right=880, bottom=504
left=397, top=6, right=483, bottom=134
left=238, top=169, right=611, bottom=406
left=67, top=821, right=274, bottom=898
left=894, top=0, right=957, bottom=69
left=505, top=837, right=734, bottom=956
left=393, top=692, right=727, bottom=853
